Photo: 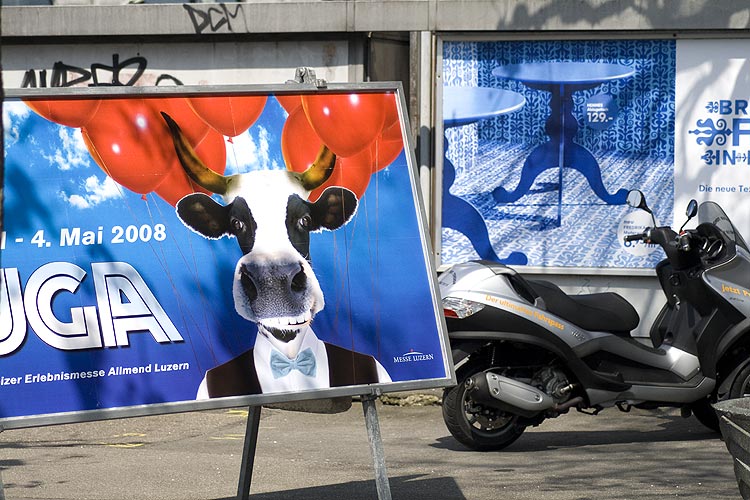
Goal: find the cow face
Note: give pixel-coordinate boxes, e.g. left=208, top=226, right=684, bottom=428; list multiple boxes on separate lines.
left=163, top=112, right=358, bottom=343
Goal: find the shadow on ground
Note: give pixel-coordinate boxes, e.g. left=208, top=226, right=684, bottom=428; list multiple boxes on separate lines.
left=220, top=474, right=466, bottom=500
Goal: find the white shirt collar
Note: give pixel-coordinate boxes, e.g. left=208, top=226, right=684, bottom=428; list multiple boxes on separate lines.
left=253, top=326, right=330, bottom=394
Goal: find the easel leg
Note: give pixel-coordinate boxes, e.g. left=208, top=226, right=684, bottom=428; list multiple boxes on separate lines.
left=0, top=428, right=5, bottom=500
left=237, top=406, right=262, bottom=500
left=361, top=395, right=392, bottom=500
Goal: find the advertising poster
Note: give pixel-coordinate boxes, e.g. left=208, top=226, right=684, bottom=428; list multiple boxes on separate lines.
left=441, top=39, right=676, bottom=268
left=675, top=39, right=750, bottom=239
left=1, top=86, right=451, bottom=426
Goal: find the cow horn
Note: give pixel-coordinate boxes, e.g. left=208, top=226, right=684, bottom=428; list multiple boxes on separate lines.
left=295, top=145, right=336, bottom=191
left=161, top=112, right=231, bottom=195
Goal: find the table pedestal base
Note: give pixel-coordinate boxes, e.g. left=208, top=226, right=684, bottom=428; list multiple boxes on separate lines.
left=443, top=156, right=528, bottom=265
left=492, top=140, right=628, bottom=223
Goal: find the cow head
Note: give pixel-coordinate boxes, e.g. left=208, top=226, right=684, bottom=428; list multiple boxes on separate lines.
left=162, top=112, right=358, bottom=345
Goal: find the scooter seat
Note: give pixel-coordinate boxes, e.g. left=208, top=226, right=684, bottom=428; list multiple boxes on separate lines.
left=526, top=280, right=640, bottom=335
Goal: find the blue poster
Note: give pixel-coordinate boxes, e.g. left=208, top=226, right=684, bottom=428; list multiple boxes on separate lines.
left=1, top=87, right=450, bottom=424
left=441, top=39, right=675, bottom=268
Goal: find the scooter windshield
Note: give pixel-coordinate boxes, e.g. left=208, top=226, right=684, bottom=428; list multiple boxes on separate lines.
left=698, top=201, right=750, bottom=252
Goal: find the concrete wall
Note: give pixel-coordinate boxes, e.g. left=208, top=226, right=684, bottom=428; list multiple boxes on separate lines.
left=2, top=1, right=749, bottom=36
left=2, top=41, right=353, bottom=89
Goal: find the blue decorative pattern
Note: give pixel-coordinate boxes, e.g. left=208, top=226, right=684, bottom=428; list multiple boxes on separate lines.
left=689, top=118, right=731, bottom=146
left=442, top=40, right=676, bottom=268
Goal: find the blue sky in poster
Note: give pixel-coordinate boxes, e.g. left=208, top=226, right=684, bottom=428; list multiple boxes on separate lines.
left=1, top=94, right=447, bottom=420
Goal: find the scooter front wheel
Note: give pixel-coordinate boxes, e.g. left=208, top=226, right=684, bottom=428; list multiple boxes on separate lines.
left=442, top=363, right=528, bottom=451
left=693, top=358, right=750, bottom=432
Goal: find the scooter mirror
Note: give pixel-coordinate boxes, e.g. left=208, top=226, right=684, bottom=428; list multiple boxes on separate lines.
left=626, top=189, right=657, bottom=226
left=686, top=199, right=698, bottom=219
left=626, top=190, right=649, bottom=212
left=679, top=199, right=699, bottom=233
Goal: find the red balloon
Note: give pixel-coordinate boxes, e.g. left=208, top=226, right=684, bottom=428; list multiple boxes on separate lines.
left=155, top=129, right=228, bottom=206
left=275, top=95, right=302, bottom=115
left=158, top=97, right=210, bottom=146
left=383, top=93, right=400, bottom=131
left=301, top=93, right=386, bottom=157
left=282, top=106, right=327, bottom=174
left=308, top=147, right=373, bottom=202
left=83, top=98, right=180, bottom=194
left=370, top=134, right=404, bottom=172
left=282, top=106, right=372, bottom=201
left=381, top=118, right=402, bottom=142
left=80, top=128, right=106, bottom=170
left=188, top=95, right=268, bottom=137
left=25, top=98, right=101, bottom=128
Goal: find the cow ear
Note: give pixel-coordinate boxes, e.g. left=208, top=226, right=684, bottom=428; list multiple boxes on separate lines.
left=176, top=193, right=231, bottom=239
left=310, top=187, right=358, bottom=230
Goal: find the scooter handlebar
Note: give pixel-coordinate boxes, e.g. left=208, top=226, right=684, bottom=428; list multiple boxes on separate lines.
left=678, top=232, right=692, bottom=251
left=623, top=233, right=646, bottom=242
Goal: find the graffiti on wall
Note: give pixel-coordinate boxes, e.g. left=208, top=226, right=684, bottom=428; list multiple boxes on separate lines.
left=21, top=53, right=183, bottom=88
left=183, top=4, right=248, bottom=35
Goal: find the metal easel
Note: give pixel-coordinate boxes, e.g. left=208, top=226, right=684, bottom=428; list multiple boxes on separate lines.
left=235, top=394, right=392, bottom=500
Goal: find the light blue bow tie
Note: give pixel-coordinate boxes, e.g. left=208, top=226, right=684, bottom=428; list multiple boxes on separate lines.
left=270, top=348, right=317, bottom=379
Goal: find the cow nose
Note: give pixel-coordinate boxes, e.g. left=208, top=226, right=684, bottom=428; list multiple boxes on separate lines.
left=238, top=260, right=309, bottom=304
left=239, top=264, right=259, bottom=303
left=291, top=266, right=307, bottom=292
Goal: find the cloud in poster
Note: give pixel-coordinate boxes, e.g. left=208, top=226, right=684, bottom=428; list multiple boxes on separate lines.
left=3, top=101, right=31, bottom=148
left=44, top=127, right=92, bottom=171
left=226, top=126, right=281, bottom=174
left=63, top=175, right=123, bottom=209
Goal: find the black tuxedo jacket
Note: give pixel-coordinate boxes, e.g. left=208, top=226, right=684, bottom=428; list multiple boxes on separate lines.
left=205, top=342, right=380, bottom=398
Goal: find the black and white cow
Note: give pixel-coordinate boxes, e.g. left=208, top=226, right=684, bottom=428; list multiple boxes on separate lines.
left=162, top=112, right=391, bottom=398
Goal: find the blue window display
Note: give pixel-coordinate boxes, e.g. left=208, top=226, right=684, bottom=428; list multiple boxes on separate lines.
left=441, top=39, right=675, bottom=268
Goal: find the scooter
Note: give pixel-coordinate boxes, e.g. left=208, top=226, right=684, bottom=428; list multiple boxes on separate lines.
left=439, top=190, right=750, bottom=450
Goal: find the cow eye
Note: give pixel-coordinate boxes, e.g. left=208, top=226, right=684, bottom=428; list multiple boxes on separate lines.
left=231, top=218, right=245, bottom=233
left=298, top=215, right=312, bottom=230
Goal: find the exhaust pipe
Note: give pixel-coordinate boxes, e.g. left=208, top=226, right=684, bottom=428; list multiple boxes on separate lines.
left=466, top=372, right=555, bottom=418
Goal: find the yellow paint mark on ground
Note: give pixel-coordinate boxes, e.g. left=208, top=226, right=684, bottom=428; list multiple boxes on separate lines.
left=226, top=409, right=249, bottom=417
left=98, top=442, right=145, bottom=448
left=210, top=434, right=245, bottom=441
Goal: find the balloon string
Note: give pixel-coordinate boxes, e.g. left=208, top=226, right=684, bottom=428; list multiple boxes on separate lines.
left=129, top=192, right=217, bottom=373
left=141, top=193, right=226, bottom=371
left=372, top=165, right=382, bottom=361
left=82, top=126, right=222, bottom=369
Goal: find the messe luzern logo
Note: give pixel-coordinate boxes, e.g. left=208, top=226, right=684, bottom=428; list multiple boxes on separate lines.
left=393, top=349, right=435, bottom=364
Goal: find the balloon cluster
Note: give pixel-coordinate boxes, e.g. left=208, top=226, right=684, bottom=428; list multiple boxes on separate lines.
left=281, top=92, right=403, bottom=201
left=25, top=91, right=403, bottom=206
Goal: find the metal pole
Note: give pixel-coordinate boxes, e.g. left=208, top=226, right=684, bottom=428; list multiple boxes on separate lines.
left=236, top=406, right=262, bottom=500
left=361, top=395, right=392, bottom=500
left=0, top=427, right=5, bottom=500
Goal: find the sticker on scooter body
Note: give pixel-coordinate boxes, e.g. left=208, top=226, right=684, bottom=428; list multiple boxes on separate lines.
left=454, top=290, right=592, bottom=348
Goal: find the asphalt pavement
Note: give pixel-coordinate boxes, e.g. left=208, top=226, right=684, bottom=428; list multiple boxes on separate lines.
left=0, top=392, right=741, bottom=500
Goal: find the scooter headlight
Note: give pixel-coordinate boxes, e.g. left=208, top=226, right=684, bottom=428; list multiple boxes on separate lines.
left=442, top=296, right=485, bottom=319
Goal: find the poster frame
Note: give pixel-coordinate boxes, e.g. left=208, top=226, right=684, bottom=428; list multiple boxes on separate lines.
left=1, top=81, right=455, bottom=430
left=433, top=32, right=679, bottom=276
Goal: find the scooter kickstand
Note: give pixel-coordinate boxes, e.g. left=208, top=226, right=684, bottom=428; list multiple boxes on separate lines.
left=616, top=402, right=632, bottom=413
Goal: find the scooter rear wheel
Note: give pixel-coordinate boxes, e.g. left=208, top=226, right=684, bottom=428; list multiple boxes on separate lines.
left=442, top=363, right=527, bottom=451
